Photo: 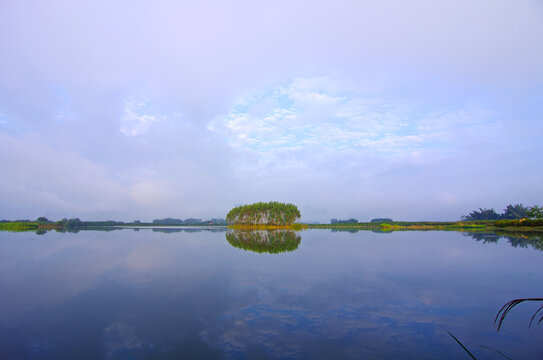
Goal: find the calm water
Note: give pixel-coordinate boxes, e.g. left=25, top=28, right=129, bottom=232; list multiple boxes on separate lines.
left=0, top=228, right=542, bottom=359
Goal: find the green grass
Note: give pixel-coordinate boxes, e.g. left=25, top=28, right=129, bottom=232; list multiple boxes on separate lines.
left=0, top=221, right=63, bottom=232
left=307, top=221, right=489, bottom=231
left=0, top=221, right=39, bottom=232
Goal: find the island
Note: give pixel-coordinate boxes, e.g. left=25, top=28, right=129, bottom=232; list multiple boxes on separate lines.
left=226, top=201, right=302, bottom=229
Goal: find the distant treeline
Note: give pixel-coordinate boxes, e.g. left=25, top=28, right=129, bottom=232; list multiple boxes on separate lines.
left=331, top=218, right=393, bottom=224
left=331, top=218, right=359, bottom=224
left=461, top=204, right=543, bottom=221
left=151, top=218, right=226, bottom=225
left=370, top=218, right=393, bottom=223
left=0, top=216, right=227, bottom=232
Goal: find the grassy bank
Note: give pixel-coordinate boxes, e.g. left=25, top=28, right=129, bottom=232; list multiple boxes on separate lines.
left=2, top=219, right=542, bottom=234
left=308, top=220, right=543, bottom=233
left=0, top=221, right=62, bottom=232
left=308, top=221, right=487, bottom=231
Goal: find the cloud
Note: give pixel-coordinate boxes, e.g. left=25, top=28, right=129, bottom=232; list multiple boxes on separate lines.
left=210, top=76, right=500, bottom=170
left=206, top=75, right=543, bottom=221
left=120, top=94, right=159, bottom=136
left=0, top=1, right=542, bottom=221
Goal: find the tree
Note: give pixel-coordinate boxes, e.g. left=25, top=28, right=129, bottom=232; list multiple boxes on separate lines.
left=226, top=202, right=300, bottom=225
left=462, top=208, right=501, bottom=221
left=371, top=218, right=393, bottom=223
left=60, top=218, right=84, bottom=229
left=527, top=205, right=543, bottom=219
left=36, top=216, right=50, bottom=223
left=501, top=204, right=529, bottom=219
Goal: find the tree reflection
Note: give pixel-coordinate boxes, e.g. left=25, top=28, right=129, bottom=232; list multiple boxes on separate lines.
left=462, top=231, right=543, bottom=251
left=226, top=229, right=301, bottom=254
left=152, top=228, right=226, bottom=233
left=462, top=232, right=500, bottom=244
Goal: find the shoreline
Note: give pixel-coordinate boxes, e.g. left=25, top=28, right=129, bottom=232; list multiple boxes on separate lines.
left=1, top=221, right=542, bottom=233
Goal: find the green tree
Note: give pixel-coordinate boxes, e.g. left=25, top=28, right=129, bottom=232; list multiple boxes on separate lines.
left=462, top=208, right=501, bottom=221
left=527, top=205, right=543, bottom=219
left=501, top=204, right=529, bottom=219
left=226, top=202, right=301, bottom=225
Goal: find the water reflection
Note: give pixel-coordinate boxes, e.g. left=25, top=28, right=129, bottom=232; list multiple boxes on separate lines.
left=151, top=227, right=226, bottom=234
left=20, top=226, right=228, bottom=235
left=0, top=229, right=542, bottom=358
left=6, top=225, right=543, bottom=254
left=226, top=229, right=301, bottom=254
left=462, top=231, right=543, bottom=251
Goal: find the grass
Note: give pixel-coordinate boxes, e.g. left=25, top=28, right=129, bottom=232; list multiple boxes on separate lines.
left=307, top=221, right=488, bottom=232
left=0, top=221, right=39, bottom=232
left=443, top=297, right=543, bottom=359
left=3, top=219, right=541, bottom=234
left=442, top=327, right=477, bottom=360
left=495, top=298, right=543, bottom=331
left=307, top=220, right=543, bottom=233
left=0, top=221, right=64, bottom=232
left=444, top=328, right=514, bottom=359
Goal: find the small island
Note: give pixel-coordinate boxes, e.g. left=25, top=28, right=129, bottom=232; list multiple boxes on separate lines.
left=226, top=201, right=301, bottom=229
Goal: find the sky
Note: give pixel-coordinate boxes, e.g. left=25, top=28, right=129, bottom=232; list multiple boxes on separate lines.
left=1, top=0, right=542, bottom=222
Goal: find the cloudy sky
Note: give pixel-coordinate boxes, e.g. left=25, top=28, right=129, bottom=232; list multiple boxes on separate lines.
left=1, top=0, right=542, bottom=222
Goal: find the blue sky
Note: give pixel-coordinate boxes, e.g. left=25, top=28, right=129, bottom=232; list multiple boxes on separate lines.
left=1, top=0, right=542, bottom=221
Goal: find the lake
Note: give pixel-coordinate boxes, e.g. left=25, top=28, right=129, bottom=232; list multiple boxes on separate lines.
left=0, top=228, right=542, bottom=359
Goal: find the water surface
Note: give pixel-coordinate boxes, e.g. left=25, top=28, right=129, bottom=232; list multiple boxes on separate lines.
left=0, top=228, right=542, bottom=359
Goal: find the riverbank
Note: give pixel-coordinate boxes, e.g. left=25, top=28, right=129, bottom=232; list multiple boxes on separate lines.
left=0, top=221, right=62, bottom=232
left=2, top=220, right=542, bottom=234
left=307, top=221, right=543, bottom=233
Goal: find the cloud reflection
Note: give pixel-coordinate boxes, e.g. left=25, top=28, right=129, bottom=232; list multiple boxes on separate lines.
left=0, top=229, right=542, bottom=358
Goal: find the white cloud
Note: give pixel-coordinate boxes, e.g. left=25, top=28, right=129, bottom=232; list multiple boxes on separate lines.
left=120, top=95, right=158, bottom=136
left=200, top=75, right=543, bottom=221
left=210, top=76, right=500, bottom=172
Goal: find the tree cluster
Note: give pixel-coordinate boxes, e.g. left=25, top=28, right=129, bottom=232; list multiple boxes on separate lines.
left=151, top=218, right=226, bottom=225
left=462, top=204, right=542, bottom=221
left=370, top=218, right=393, bottom=223
left=527, top=205, right=543, bottom=219
left=331, top=218, right=359, bottom=224
left=226, top=202, right=301, bottom=225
